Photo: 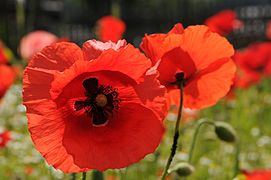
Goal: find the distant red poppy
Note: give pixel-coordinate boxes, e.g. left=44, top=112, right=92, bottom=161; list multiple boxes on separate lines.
left=0, top=130, right=11, bottom=148
left=205, top=10, right=242, bottom=36
left=19, top=31, right=58, bottom=60
left=0, top=41, right=13, bottom=64
left=0, top=64, right=16, bottom=99
left=24, top=166, right=34, bottom=175
left=266, top=21, right=271, bottom=39
left=243, top=170, right=271, bottom=180
left=234, top=42, right=271, bottom=88
left=23, top=40, right=166, bottom=172
left=0, top=46, right=8, bottom=64
left=96, top=16, right=126, bottom=42
left=141, top=24, right=236, bottom=109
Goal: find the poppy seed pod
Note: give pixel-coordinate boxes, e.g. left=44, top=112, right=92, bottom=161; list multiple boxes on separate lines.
left=169, top=162, right=195, bottom=177
left=214, top=121, right=236, bottom=143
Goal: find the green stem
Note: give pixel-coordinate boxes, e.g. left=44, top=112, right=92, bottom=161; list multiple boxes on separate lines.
left=233, top=138, right=240, bottom=178
left=82, top=172, right=87, bottom=180
left=120, top=168, right=128, bottom=180
left=92, top=170, right=104, bottom=180
left=70, top=173, right=76, bottom=180
left=161, top=82, right=184, bottom=180
left=188, top=119, right=215, bottom=163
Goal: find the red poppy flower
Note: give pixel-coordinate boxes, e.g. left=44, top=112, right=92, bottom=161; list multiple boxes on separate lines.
left=0, top=64, right=16, bottom=99
left=205, top=10, right=242, bottom=36
left=0, top=130, right=11, bottom=148
left=234, top=42, right=271, bottom=88
left=141, top=24, right=236, bottom=109
left=23, top=40, right=166, bottom=172
left=19, top=30, right=58, bottom=60
left=96, top=16, right=126, bottom=43
left=243, top=170, right=271, bottom=180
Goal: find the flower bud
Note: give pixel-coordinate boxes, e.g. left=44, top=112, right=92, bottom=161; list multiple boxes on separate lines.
left=214, top=121, right=236, bottom=143
left=169, top=162, right=195, bottom=177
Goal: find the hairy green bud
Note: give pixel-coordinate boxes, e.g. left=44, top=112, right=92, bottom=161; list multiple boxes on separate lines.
left=169, top=162, right=195, bottom=177
left=215, top=121, right=236, bottom=143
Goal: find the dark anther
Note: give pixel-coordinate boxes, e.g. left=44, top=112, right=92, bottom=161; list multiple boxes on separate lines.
left=92, top=106, right=108, bottom=125
left=74, top=77, right=121, bottom=126
left=83, top=78, right=99, bottom=94
left=74, top=100, right=86, bottom=111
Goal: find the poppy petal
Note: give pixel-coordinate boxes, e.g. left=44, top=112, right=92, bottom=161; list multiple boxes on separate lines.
left=180, top=25, right=234, bottom=70
left=26, top=101, right=84, bottom=172
left=23, top=68, right=54, bottom=102
left=95, top=44, right=151, bottom=82
left=62, top=102, right=164, bottom=171
left=82, top=39, right=127, bottom=60
left=140, top=23, right=184, bottom=64
left=184, top=58, right=236, bottom=109
left=140, top=33, right=168, bottom=64
left=168, top=23, right=184, bottom=34
left=28, top=42, right=83, bottom=72
left=158, top=47, right=196, bottom=85
left=50, top=60, right=138, bottom=100
left=134, top=67, right=168, bottom=119
left=166, top=89, right=180, bottom=109
left=23, top=42, right=83, bottom=102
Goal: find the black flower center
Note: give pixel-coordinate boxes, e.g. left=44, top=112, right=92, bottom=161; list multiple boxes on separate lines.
left=74, top=78, right=121, bottom=126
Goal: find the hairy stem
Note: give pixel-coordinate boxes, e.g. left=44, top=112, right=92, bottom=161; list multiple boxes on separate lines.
left=188, top=119, right=215, bottom=163
left=82, top=172, right=86, bottom=180
left=92, top=170, right=104, bottom=180
left=161, top=82, right=184, bottom=180
left=70, top=173, right=76, bottom=180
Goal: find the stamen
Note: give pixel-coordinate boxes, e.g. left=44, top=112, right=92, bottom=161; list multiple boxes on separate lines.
left=74, top=77, right=121, bottom=127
